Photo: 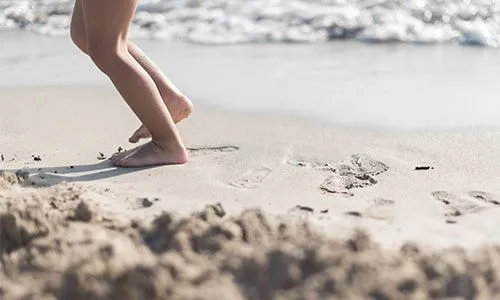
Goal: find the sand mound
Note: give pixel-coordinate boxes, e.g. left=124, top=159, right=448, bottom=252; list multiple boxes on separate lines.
left=1, top=171, right=500, bottom=300
left=0, top=170, right=29, bottom=190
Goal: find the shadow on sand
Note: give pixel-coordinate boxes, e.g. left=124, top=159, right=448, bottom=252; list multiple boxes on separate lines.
left=1, top=160, right=155, bottom=186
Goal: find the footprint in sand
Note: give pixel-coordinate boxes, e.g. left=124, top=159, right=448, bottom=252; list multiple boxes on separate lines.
left=344, top=198, right=395, bottom=220
left=320, top=155, right=389, bottom=196
left=187, top=146, right=239, bottom=157
left=228, top=167, right=272, bottom=189
left=286, top=154, right=389, bottom=196
left=363, top=198, right=396, bottom=220
left=431, top=191, right=485, bottom=218
left=287, top=154, right=388, bottom=196
left=287, top=205, right=330, bottom=220
left=286, top=159, right=334, bottom=171
left=320, top=172, right=377, bottom=196
left=466, top=191, right=500, bottom=205
left=349, top=154, right=389, bottom=176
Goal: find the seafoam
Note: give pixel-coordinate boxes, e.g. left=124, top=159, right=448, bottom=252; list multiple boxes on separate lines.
left=0, top=0, right=499, bottom=47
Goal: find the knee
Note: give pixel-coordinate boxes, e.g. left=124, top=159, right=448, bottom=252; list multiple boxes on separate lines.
left=70, top=26, right=87, bottom=54
left=87, top=42, right=126, bottom=75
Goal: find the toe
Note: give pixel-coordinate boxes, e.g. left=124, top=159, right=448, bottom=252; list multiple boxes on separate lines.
left=129, top=129, right=151, bottom=144
left=111, top=151, right=129, bottom=165
left=113, top=156, right=127, bottom=167
left=114, top=150, right=137, bottom=167
left=117, top=155, right=136, bottom=168
left=129, top=134, right=140, bottom=143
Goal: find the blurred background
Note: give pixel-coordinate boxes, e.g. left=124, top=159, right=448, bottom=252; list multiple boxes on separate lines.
left=2, top=0, right=499, bottom=45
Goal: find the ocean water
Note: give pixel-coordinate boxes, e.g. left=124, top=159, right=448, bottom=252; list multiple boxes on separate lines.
left=0, top=0, right=499, bottom=47
left=2, top=31, right=499, bottom=129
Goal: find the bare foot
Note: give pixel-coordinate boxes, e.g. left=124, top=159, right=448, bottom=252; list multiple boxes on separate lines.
left=112, top=141, right=188, bottom=167
left=129, top=94, right=193, bottom=143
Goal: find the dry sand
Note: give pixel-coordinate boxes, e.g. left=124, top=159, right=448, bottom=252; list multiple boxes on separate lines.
left=2, top=86, right=500, bottom=299
left=2, top=171, right=500, bottom=300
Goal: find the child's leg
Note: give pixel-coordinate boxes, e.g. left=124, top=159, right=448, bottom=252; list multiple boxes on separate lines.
left=81, top=0, right=187, bottom=167
left=127, top=42, right=193, bottom=143
left=70, top=0, right=192, bottom=142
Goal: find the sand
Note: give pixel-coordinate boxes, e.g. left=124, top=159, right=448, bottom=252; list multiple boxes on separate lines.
left=2, top=87, right=500, bottom=299
left=2, top=85, right=500, bottom=248
left=3, top=33, right=500, bottom=299
left=2, top=172, right=500, bottom=300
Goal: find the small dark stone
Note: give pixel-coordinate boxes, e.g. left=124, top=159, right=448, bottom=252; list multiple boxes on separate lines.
left=32, top=155, right=42, bottom=161
left=142, top=198, right=153, bottom=208
left=446, top=219, right=457, bottom=224
left=69, top=166, right=74, bottom=169
left=320, top=209, right=329, bottom=213
left=118, top=147, right=124, bottom=152
left=345, top=211, right=362, bottom=217
left=54, top=170, right=58, bottom=174
left=97, top=152, right=106, bottom=160
left=415, top=166, right=433, bottom=170
left=1, top=154, right=4, bottom=162
left=296, top=205, right=314, bottom=212
left=50, top=201, right=58, bottom=209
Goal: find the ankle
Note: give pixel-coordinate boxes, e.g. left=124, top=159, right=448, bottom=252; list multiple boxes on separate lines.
left=152, top=139, right=187, bottom=153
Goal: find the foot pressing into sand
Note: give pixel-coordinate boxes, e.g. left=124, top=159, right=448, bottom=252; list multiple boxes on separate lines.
left=129, top=94, right=193, bottom=144
left=112, top=140, right=188, bottom=167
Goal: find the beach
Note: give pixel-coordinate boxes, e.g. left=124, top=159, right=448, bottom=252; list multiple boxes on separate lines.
left=2, top=29, right=500, bottom=299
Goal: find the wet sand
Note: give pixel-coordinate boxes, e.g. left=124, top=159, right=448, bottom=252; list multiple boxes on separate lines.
left=2, top=32, right=500, bottom=129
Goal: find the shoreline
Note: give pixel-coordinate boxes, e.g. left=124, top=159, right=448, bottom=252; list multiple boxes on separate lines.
left=2, top=32, right=500, bottom=130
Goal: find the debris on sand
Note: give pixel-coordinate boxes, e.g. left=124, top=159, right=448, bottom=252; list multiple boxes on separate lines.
left=97, top=152, right=106, bottom=160
left=415, top=166, right=434, bottom=171
left=294, top=205, right=314, bottom=213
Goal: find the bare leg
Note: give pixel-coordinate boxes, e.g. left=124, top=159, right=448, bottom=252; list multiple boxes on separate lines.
left=70, top=0, right=192, bottom=144
left=81, top=0, right=187, bottom=167
left=127, top=42, right=193, bottom=143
